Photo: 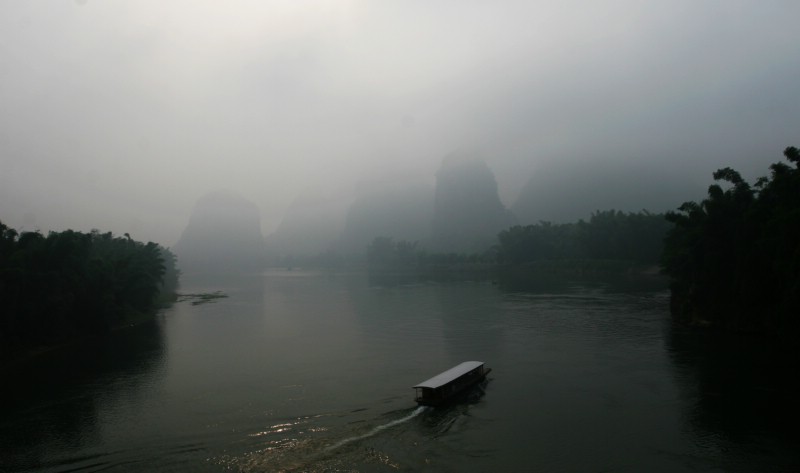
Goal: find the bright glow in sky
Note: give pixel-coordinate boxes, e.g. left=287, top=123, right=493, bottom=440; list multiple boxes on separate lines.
left=1, top=1, right=798, bottom=244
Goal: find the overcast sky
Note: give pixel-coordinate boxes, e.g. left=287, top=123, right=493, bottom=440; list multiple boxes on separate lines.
left=1, top=0, right=798, bottom=245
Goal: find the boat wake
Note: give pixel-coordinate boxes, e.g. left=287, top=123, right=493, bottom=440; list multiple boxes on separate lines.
left=325, top=406, right=428, bottom=452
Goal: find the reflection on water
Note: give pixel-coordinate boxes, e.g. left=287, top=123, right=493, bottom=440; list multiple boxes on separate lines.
left=215, top=387, right=491, bottom=472
left=2, top=270, right=798, bottom=472
left=666, top=324, right=800, bottom=471
left=495, top=267, right=670, bottom=295
left=0, top=318, right=165, bottom=472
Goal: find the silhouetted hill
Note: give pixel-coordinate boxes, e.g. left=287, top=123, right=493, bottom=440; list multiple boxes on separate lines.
left=338, top=179, right=434, bottom=254
left=431, top=152, right=516, bottom=252
left=512, top=159, right=705, bottom=224
left=173, top=191, right=265, bottom=272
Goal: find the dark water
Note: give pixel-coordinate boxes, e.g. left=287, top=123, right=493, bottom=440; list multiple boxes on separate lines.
left=2, top=270, right=797, bottom=472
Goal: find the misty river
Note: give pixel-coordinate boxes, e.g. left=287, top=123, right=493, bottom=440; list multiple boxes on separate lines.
left=2, top=271, right=797, bottom=472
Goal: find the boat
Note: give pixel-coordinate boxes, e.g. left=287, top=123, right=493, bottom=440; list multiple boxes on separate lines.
left=413, top=361, right=491, bottom=406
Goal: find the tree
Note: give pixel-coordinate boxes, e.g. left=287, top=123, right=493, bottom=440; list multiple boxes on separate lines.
left=0, top=222, right=180, bottom=357
left=496, top=211, right=669, bottom=265
left=661, top=146, right=800, bottom=334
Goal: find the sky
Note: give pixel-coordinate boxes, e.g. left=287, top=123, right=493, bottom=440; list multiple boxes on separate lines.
left=1, top=0, right=798, bottom=246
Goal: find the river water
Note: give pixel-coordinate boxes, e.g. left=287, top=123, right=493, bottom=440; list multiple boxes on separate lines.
left=2, top=270, right=797, bottom=472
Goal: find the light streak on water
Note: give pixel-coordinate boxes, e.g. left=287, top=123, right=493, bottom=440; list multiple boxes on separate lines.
left=325, top=406, right=429, bottom=452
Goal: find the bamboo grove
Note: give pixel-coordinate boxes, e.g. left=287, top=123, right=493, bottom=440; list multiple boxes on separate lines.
left=661, top=147, right=800, bottom=334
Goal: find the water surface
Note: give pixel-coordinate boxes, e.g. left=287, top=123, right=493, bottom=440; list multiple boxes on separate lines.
left=2, top=270, right=797, bottom=471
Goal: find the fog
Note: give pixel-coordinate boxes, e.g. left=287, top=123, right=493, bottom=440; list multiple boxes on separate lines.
left=2, top=1, right=798, bottom=247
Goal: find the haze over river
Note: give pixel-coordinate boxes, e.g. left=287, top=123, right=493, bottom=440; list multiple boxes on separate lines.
left=2, top=271, right=797, bottom=472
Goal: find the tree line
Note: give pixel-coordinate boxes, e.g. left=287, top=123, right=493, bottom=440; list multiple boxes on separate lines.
left=364, top=145, right=800, bottom=339
left=496, top=210, right=670, bottom=266
left=366, top=209, right=670, bottom=272
left=0, top=222, right=179, bottom=357
left=661, top=147, right=800, bottom=335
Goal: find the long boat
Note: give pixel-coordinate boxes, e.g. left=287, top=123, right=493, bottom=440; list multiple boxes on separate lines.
left=413, top=361, right=491, bottom=406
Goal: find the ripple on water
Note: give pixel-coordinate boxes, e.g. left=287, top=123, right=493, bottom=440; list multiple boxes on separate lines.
left=212, top=405, right=446, bottom=472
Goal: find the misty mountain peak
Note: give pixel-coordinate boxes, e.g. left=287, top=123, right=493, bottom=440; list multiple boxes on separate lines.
left=432, top=153, right=516, bottom=252
left=174, top=190, right=265, bottom=272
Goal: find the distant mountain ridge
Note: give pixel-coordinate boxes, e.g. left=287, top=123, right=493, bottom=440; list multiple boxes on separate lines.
left=263, top=152, right=516, bottom=259
left=174, top=190, right=265, bottom=272
left=174, top=156, right=703, bottom=268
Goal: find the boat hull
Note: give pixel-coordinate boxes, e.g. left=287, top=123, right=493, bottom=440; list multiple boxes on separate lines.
left=415, top=367, right=491, bottom=406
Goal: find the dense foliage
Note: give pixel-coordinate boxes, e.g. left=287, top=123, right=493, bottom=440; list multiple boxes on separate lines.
left=662, top=147, right=800, bottom=334
left=364, top=210, right=669, bottom=276
left=0, top=223, right=179, bottom=356
left=496, top=210, right=671, bottom=266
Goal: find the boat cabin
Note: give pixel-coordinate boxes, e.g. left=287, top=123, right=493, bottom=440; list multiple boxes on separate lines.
left=413, top=361, right=490, bottom=406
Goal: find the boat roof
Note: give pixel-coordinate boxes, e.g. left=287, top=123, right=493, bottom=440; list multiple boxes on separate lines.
left=413, top=361, right=484, bottom=389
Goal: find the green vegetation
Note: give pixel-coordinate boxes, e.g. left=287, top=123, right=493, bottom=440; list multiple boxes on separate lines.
left=662, top=147, right=800, bottom=334
left=0, top=222, right=179, bottom=358
left=497, top=210, right=670, bottom=268
left=365, top=210, right=670, bottom=279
